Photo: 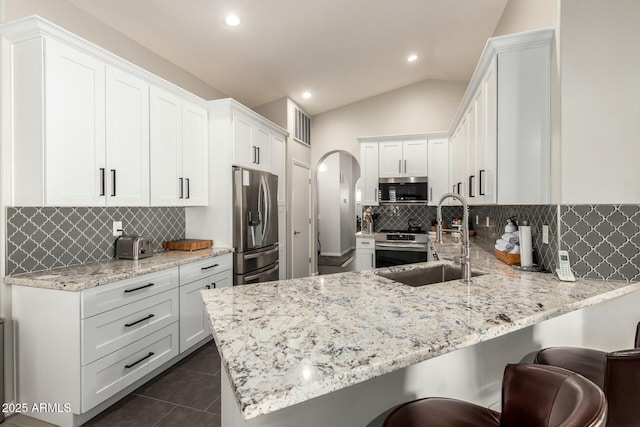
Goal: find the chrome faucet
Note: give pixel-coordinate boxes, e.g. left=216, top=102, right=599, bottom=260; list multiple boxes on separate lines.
left=436, top=192, right=471, bottom=284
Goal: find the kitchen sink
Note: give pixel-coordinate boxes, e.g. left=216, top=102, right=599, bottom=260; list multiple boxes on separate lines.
left=378, top=265, right=486, bottom=287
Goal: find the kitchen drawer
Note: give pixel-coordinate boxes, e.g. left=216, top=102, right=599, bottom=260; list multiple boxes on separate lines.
left=356, top=237, right=375, bottom=249
left=179, top=253, right=232, bottom=285
left=82, top=322, right=179, bottom=412
left=82, top=288, right=179, bottom=365
left=82, top=268, right=178, bottom=319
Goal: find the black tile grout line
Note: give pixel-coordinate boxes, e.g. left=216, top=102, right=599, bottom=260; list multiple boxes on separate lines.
left=173, top=364, right=221, bottom=378
left=150, top=404, right=179, bottom=427
left=132, top=393, right=219, bottom=418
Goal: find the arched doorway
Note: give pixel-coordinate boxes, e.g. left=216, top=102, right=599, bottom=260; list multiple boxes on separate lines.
left=315, top=150, right=361, bottom=274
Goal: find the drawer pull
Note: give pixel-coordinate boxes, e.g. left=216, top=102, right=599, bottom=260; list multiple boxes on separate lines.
left=124, top=314, right=155, bottom=328
left=201, top=263, right=219, bottom=271
left=206, top=282, right=217, bottom=290
left=125, top=352, right=154, bottom=369
left=124, top=283, right=155, bottom=293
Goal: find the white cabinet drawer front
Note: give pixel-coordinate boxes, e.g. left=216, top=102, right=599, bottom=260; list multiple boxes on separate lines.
left=356, top=238, right=375, bottom=249
left=82, top=289, right=179, bottom=365
left=82, top=268, right=178, bottom=318
left=179, top=253, right=232, bottom=285
left=82, top=322, right=179, bottom=412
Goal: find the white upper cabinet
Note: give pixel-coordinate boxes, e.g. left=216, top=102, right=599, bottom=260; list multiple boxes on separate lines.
left=378, top=139, right=428, bottom=178
left=150, top=87, right=208, bottom=206
left=105, top=66, right=150, bottom=206
left=232, top=110, right=273, bottom=172
left=427, top=138, right=450, bottom=205
left=11, top=37, right=107, bottom=206
left=181, top=101, right=208, bottom=206
left=449, top=29, right=552, bottom=205
left=2, top=16, right=208, bottom=207
left=403, top=139, right=429, bottom=177
left=359, top=141, right=380, bottom=206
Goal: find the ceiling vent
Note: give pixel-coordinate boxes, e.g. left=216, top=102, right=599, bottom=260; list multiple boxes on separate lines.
left=294, top=108, right=311, bottom=146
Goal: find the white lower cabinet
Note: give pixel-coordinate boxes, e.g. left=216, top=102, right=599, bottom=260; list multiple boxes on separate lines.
left=179, top=269, right=231, bottom=352
left=12, top=255, right=232, bottom=427
left=355, top=236, right=375, bottom=271
left=82, top=323, right=179, bottom=412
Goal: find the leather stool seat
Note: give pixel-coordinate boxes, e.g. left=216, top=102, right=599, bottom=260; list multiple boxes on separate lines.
left=383, top=364, right=606, bottom=427
left=535, top=347, right=606, bottom=388
left=385, top=397, right=500, bottom=426
left=534, top=322, right=640, bottom=427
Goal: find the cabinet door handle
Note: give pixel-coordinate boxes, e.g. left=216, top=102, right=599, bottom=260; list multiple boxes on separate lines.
left=375, top=187, right=378, bottom=201
left=99, top=168, right=105, bottom=196
left=257, top=147, right=260, bottom=164
left=125, top=352, right=154, bottom=369
left=430, top=187, right=433, bottom=202
left=479, top=170, right=486, bottom=196
left=201, top=263, right=219, bottom=271
left=252, top=146, right=256, bottom=163
left=185, top=178, right=190, bottom=199
left=124, top=283, right=155, bottom=293
left=398, top=159, right=401, bottom=174
left=457, top=182, right=462, bottom=194
left=206, top=282, right=217, bottom=290
left=124, top=314, right=155, bottom=328
left=404, top=159, right=407, bottom=174
left=469, top=175, right=475, bottom=198
left=179, top=178, right=184, bottom=199
left=371, top=253, right=374, bottom=267
left=110, top=169, right=116, bottom=196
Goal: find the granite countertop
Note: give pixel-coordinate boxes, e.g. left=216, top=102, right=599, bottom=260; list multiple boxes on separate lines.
left=4, top=247, right=234, bottom=291
left=201, top=236, right=640, bottom=420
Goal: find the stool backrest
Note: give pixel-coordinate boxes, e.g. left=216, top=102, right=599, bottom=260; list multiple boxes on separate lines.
left=604, top=349, right=640, bottom=427
left=500, top=364, right=606, bottom=427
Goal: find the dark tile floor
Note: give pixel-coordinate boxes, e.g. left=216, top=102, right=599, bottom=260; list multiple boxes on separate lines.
left=6, top=340, right=221, bottom=427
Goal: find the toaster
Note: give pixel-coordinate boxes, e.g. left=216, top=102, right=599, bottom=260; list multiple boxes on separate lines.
left=115, top=236, right=153, bottom=260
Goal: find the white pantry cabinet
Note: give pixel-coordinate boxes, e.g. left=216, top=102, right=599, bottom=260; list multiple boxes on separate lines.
left=232, top=109, right=272, bottom=172
left=449, top=29, right=552, bottom=205
left=378, top=139, right=428, bottom=178
left=150, top=86, right=208, bottom=206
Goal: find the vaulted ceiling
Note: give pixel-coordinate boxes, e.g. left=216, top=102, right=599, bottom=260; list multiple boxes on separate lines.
left=64, top=0, right=509, bottom=115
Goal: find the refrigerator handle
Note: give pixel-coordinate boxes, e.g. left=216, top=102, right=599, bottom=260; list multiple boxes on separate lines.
left=261, top=176, right=270, bottom=244
left=244, top=263, right=279, bottom=282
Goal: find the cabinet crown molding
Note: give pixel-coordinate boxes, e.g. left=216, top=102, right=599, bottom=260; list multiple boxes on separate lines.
left=357, top=132, right=448, bottom=143
left=448, top=28, right=554, bottom=134
left=0, top=15, right=206, bottom=107
left=208, top=98, right=289, bottom=137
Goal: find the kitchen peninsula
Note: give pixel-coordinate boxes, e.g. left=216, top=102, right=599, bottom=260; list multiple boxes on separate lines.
left=202, top=237, right=640, bottom=427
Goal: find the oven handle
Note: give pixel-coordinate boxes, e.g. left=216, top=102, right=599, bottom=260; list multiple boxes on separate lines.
left=375, top=243, right=429, bottom=252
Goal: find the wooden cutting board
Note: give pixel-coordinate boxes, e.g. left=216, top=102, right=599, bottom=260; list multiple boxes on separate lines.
left=162, top=239, right=213, bottom=251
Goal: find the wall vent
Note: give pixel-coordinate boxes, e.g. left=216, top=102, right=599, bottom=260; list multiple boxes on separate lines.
left=294, top=108, right=311, bottom=145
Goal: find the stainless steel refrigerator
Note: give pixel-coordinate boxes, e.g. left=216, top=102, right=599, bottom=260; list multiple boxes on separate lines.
left=233, top=167, right=279, bottom=285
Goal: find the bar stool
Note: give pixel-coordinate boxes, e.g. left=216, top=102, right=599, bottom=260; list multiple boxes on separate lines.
left=534, top=322, right=640, bottom=427
left=383, top=364, right=607, bottom=427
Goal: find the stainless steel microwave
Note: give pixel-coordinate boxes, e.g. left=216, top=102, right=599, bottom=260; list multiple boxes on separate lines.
left=378, top=177, right=428, bottom=203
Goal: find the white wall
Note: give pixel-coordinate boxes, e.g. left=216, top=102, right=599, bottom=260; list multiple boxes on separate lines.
left=1, top=0, right=226, bottom=100
left=492, top=0, right=559, bottom=37
left=310, top=79, right=468, bottom=169
left=559, top=0, right=640, bottom=203
left=317, top=154, right=340, bottom=256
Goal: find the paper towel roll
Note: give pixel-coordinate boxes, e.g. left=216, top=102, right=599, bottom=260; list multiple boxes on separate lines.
left=519, top=221, right=533, bottom=267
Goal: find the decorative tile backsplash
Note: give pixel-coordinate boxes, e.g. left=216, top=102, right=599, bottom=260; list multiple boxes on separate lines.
left=560, top=205, right=640, bottom=281
left=6, top=207, right=185, bottom=275
left=366, top=205, right=463, bottom=232
left=470, top=205, right=558, bottom=272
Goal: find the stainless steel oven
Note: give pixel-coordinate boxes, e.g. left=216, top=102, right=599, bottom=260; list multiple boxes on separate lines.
left=374, top=230, right=435, bottom=268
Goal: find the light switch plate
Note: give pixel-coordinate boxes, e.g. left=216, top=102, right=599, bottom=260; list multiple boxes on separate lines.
left=113, top=221, right=123, bottom=237
left=542, top=225, right=549, bottom=244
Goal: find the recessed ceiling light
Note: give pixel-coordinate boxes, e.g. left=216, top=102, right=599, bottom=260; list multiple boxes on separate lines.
left=225, top=14, right=241, bottom=27
left=407, top=54, right=418, bottom=63
left=302, top=91, right=312, bottom=99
